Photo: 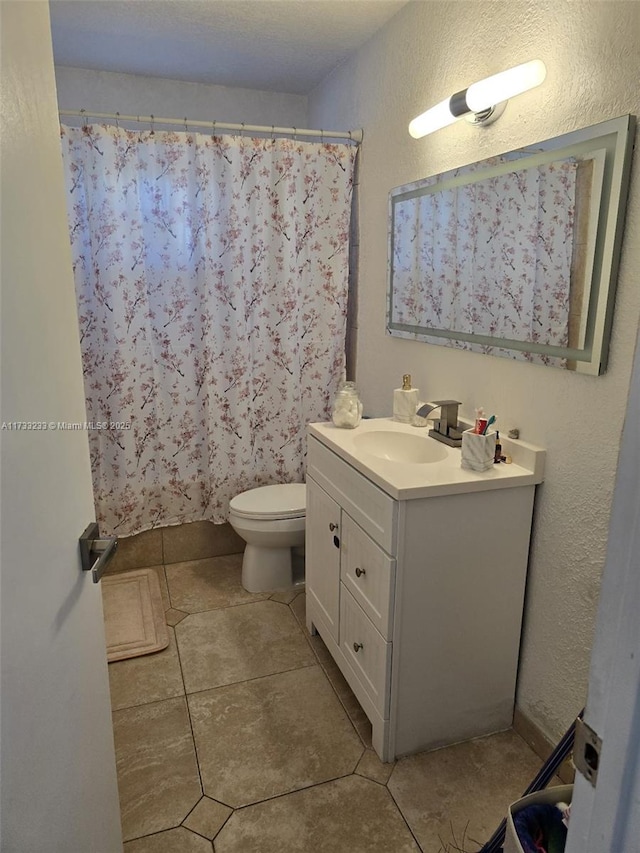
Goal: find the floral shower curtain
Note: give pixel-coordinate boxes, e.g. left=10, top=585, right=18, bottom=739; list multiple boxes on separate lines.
left=61, top=124, right=357, bottom=536
left=392, top=159, right=578, bottom=365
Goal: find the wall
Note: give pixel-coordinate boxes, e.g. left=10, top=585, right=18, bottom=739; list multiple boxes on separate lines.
left=308, top=0, right=640, bottom=743
left=55, top=65, right=308, bottom=129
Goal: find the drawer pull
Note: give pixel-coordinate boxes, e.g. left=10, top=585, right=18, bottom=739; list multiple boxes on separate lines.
left=329, top=522, right=339, bottom=532
left=355, top=566, right=366, bottom=578
left=353, top=641, right=364, bottom=653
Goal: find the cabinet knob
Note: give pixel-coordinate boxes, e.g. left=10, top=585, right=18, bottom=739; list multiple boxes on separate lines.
left=329, top=522, right=338, bottom=532
left=355, top=567, right=366, bottom=578
left=353, top=642, right=363, bottom=653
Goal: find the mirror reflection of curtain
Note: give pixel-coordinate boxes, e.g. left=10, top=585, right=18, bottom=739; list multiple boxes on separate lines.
left=393, top=160, right=578, bottom=366
left=61, top=124, right=356, bottom=536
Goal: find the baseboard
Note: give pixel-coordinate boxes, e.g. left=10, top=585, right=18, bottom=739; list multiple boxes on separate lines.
left=513, top=707, right=576, bottom=785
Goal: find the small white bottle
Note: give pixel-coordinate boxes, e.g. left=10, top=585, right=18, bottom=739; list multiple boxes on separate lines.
left=393, top=374, right=419, bottom=423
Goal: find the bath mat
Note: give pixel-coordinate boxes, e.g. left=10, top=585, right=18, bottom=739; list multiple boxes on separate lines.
left=102, top=569, right=169, bottom=662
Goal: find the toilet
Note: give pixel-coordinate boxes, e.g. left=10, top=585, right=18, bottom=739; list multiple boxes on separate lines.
left=229, top=483, right=306, bottom=593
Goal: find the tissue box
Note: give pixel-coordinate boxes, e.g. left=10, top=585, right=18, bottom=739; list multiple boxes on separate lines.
left=461, top=428, right=496, bottom=472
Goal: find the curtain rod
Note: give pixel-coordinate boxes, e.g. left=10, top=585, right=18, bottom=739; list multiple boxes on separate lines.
left=58, top=109, right=362, bottom=144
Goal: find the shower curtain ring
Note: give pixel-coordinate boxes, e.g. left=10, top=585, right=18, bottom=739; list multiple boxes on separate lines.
left=321, top=129, right=324, bottom=143
left=240, top=122, right=245, bottom=138
left=115, top=111, right=120, bottom=130
left=184, top=117, right=189, bottom=133
left=150, top=114, right=155, bottom=135
left=212, top=119, right=216, bottom=137
left=271, top=125, right=275, bottom=140
left=293, top=126, right=297, bottom=141
left=80, top=108, right=87, bottom=130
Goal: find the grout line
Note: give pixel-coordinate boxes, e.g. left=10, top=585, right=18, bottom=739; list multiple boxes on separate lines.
left=115, top=581, right=424, bottom=848
left=159, top=563, right=172, bottom=612
left=111, top=690, right=185, bottom=716
left=162, top=550, right=245, bottom=570
left=171, top=611, right=207, bottom=801
left=385, top=780, right=426, bottom=852
left=180, top=805, right=230, bottom=849
left=288, top=597, right=373, bottom=750
left=212, top=806, right=235, bottom=848
left=182, top=660, right=320, bottom=700
left=220, top=769, right=357, bottom=812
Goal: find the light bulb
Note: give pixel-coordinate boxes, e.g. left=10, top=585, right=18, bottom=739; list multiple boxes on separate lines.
left=408, top=97, right=458, bottom=139
left=466, top=60, right=546, bottom=113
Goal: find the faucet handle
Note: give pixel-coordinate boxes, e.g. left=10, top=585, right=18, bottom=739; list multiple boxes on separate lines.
left=430, top=399, right=461, bottom=408
left=432, top=400, right=460, bottom=423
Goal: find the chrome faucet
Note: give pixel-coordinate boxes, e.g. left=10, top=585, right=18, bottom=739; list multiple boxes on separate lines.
left=415, top=400, right=463, bottom=447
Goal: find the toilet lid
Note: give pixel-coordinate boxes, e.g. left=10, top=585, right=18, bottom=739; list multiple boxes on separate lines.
left=230, top=483, right=306, bottom=520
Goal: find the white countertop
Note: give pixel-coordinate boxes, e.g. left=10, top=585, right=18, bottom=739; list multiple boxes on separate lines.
left=308, top=418, right=545, bottom=501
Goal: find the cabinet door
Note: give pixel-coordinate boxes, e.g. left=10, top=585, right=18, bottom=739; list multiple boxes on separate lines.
left=306, top=477, right=341, bottom=644
left=340, top=586, right=392, bottom=718
left=341, top=513, right=395, bottom=638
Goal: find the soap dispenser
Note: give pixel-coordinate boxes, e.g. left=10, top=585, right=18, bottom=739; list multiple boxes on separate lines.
left=393, top=374, right=419, bottom=423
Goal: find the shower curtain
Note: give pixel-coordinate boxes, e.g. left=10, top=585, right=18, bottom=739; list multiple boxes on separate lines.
left=61, top=123, right=357, bottom=536
left=391, top=158, right=578, bottom=366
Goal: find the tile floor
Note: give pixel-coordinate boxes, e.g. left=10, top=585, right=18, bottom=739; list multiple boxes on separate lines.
left=108, top=552, right=552, bottom=852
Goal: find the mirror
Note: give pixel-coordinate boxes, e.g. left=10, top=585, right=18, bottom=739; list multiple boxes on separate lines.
left=387, top=115, right=635, bottom=373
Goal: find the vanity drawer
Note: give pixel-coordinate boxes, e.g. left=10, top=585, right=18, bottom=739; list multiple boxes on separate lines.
left=307, top=436, right=397, bottom=554
left=340, top=584, right=391, bottom=718
left=341, top=513, right=395, bottom=638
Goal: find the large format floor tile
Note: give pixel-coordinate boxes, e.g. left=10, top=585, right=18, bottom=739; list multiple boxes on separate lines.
left=188, top=665, right=364, bottom=807
left=176, top=600, right=316, bottom=693
left=109, top=627, right=184, bottom=711
left=388, top=729, right=545, bottom=852
left=182, top=796, right=232, bottom=840
left=124, top=826, right=213, bottom=853
left=107, top=570, right=552, bottom=853
left=214, top=775, right=420, bottom=853
left=113, top=697, right=202, bottom=841
left=165, top=555, right=269, bottom=612
left=289, top=590, right=373, bottom=746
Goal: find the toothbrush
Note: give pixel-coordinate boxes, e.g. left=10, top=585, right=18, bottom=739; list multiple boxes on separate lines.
left=482, top=415, right=496, bottom=435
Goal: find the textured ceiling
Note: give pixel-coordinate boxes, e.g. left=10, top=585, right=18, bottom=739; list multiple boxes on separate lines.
left=49, top=0, right=408, bottom=95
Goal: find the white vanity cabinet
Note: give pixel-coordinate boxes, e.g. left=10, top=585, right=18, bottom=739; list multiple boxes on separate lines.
left=305, top=425, right=543, bottom=763
left=305, top=479, right=341, bottom=644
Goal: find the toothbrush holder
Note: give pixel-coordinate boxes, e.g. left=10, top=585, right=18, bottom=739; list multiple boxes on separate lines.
left=461, top=428, right=496, bottom=472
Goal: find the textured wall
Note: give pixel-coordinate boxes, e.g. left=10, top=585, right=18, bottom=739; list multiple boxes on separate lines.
left=55, top=65, right=308, bottom=129
left=309, top=0, right=640, bottom=742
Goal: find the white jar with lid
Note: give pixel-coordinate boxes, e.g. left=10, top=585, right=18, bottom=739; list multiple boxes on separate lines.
left=331, top=381, right=363, bottom=429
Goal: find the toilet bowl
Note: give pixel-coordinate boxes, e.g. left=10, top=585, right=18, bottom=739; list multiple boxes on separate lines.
left=229, top=483, right=306, bottom=593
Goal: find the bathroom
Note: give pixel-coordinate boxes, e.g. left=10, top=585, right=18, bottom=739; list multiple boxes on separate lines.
left=2, top=1, right=639, bottom=851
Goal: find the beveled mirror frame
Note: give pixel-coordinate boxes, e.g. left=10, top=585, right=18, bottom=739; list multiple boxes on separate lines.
left=387, top=115, right=635, bottom=374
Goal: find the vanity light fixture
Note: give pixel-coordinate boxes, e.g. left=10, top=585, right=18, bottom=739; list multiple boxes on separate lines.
left=408, top=59, right=547, bottom=138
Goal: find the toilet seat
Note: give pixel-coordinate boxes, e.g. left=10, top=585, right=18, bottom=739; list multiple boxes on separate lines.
left=230, top=483, right=306, bottom=520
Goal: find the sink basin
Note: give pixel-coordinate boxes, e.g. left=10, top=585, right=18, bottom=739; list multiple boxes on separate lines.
left=353, top=431, right=449, bottom=464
